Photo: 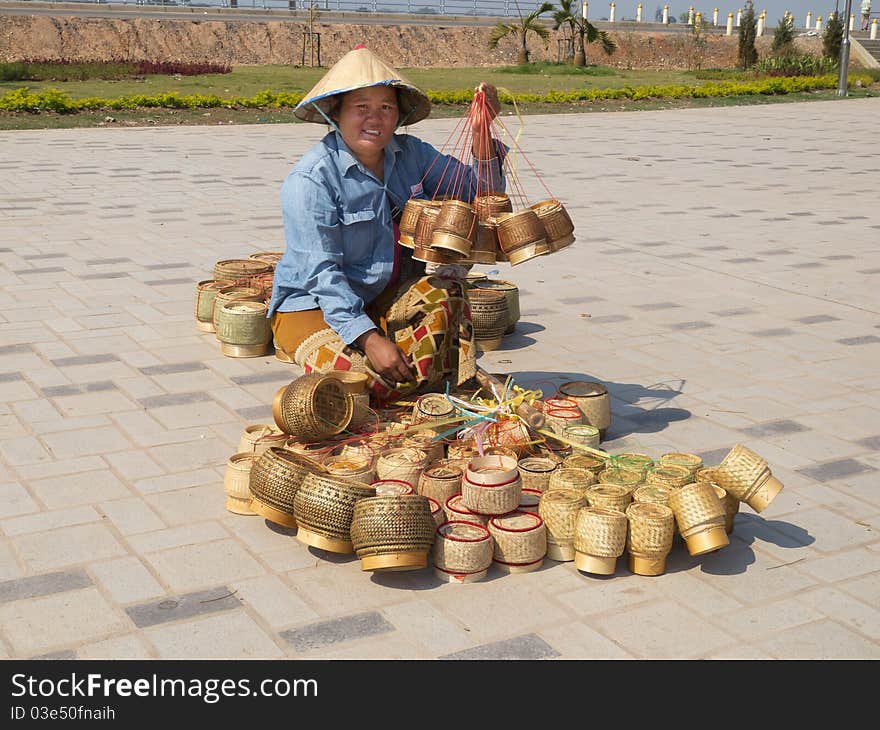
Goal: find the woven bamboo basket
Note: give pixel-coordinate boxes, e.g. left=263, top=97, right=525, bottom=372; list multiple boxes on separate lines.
left=563, top=453, right=607, bottom=479
left=323, top=456, right=375, bottom=484
left=543, top=397, right=580, bottom=411
left=694, top=466, right=720, bottom=485
left=399, top=198, right=434, bottom=248
left=194, top=279, right=233, bottom=332
left=539, top=488, right=587, bottom=562
left=462, top=455, right=521, bottom=516
left=563, top=424, right=601, bottom=450
left=249, top=448, right=325, bottom=527
left=712, top=485, right=739, bottom=535
left=530, top=199, right=575, bottom=253
left=350, top=494, right=436, bottom=571
left=446, top=442, right=479, bottom=464
left=426, top=497, right=446, bottom=529
left=474, top=192, right=513, bottom=221
left=248, top=251, right=284, bottom=267
left=626, top=502, right=675, bottom=576
left=488, top=511, right=547, bottom=573
left=417, top=462, right=463, bottom=505
left=402, top=430, right=444, bottom=464
left=444, top=494, right=488, bottom=527
left=293, top=472, right=376, bottom=553
left=238, top=424, right=287, bottom=456
left=433, top=521, right=494, bottom=583
left=544, top=407, right=584, bottom=438
left=349, top=393, right=373, bottom=428
left=460, top=220, right=497, bottom=265
left=467, top=288, right=508, bottom=352
left=412, top=393, right=455, bottom=425
left=413, top=204, right=458, bottom=264
left=273, top=373, right=353, bottom=442
left=252, top=271, right=275, bottom=301
left=646, top=464, right=693, bottom=490
left=372, top=479, right=414, bottom=496
left=518, top=487, right=542, bottom=513
left=713, top=444, right=784, bottom=513
left=574, top=507, right=628, bottom=575
left=470, top=279, right=520, bottom=334
left=599, top=467, right=644, bottom=495
left=548, top=467, right=597, bottom=499
left=212, top=285, right=264, bottom=335
left=557, top=381, right=611, bottom=436
left=659, top=452, right=704, bottom=477
left=483, top=419, right=533, bottom=457
left=375, top=447, right=427, bottom=487
left=329, top=369, right=369, bottom=396
left=224, top=453, right=258, bottom=515
left=668, top=481, right=729, bottom=556
left=633, top=484, right=673, bottom=507
left=431, top=199, right=475, bottom=257
left=412, top=243, right=461, bottom=265
left=284, top=438, right=335, bottom=463
left=213, top=258, right=271, bottom=283
left=495, top=209, right=550, bottom=266
left=586, top=483, right=631, bottom=513
left=615, top=453, right=655, bottom=476
left=215, top=300, right=272, bottom=357
left=517, top=457, right=558, bottom=492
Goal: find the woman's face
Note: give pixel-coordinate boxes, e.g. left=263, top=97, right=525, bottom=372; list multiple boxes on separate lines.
left=335, top=86, right=399, bottom=163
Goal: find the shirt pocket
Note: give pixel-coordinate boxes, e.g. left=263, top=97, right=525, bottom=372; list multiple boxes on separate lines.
left=340, top=208, right=376, bottom=267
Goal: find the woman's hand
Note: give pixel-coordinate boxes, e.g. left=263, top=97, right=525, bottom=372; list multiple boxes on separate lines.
left=357, top=330, right=416, bottom=385
left=471, top=82, right=501, bottom=159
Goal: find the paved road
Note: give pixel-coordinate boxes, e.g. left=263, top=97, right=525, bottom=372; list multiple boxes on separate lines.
left=0, top=99, right=878, bottom=659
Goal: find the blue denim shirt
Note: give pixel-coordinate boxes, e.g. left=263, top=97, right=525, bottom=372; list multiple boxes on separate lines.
left=269, top=130, right=506, bottom=346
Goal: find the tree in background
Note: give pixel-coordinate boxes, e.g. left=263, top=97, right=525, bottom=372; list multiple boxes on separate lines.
left=771, top=13, right=796, bottom=55
left=551, top=0, right=617, bottom=66
left=738, top=1, right=758, bottom=69
left=489, top=2, right=555, bottom=65
left=823, top=11, right=844, bottom=60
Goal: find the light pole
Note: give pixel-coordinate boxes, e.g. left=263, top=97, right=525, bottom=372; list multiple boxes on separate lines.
left=838, top=0, right=854, bottom=96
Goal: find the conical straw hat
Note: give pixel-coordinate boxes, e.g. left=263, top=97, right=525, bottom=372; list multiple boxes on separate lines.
left=295, top=45, right=431, bottom=126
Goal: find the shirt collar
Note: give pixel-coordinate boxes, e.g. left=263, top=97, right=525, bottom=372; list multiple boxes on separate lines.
left=331, top=130, right=403, bottom=177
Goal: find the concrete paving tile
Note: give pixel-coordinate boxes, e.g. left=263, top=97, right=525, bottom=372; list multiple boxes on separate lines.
left=0, top=587, right=129, bottom=657
left=126, top=585, right=239, bottom=628
left=14, top=523, right=127, bottom=573
left=144, top=483, right=229, bottom=526
left=2, top=506, right=101, bottom=537
left=0, top=482, right=40, bottom=519
left=753, top=618, right=879, bottom=659
left=142, top=539, right=264, bottom=593
left=540, top=621, right=635, bottom=658
left=797, top=586, right=880, bottom=641
left=0, top=541, right=24, bottom=581
left=442, top=633, right=560, bottom=660
left=90, top=556, right=166, bottom=604
left=133, top=467, right=219, bottom=495
left=51, top=391, right=140, bottom=418
left=280, top=611, right=394, bottom=653
left=220, top=515, right=297, bottom=554
left=127, top=522, right=230, bottom=554
left=78, top=634, right=154, bottom=659
left=14, top=455, right=108, bottom=481
left=0, top=568, right=92, bottom=604
left=703, top=643, right=775, bottom=659
left=103, top=450, right=165, bottom=481
left=714, top=593, right=826, bottom=642
left=145, top=610, right=283, bottom=659
left=99, top=497, right=165, bottom=535
left=230, top=575, right=318, bottom=630
left=147, top=436, right=232, bottom=473
left=0, top=436, right=52, bottom=466
left=381, top=599, right=476, bottom=657
left=28, top=469, right=131, bottom=510
left=556, top=573, right=668, bottom=617
left=41, top=426, right=132, bottom=460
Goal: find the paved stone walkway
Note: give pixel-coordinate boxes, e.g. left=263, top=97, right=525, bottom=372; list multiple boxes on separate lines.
left=1, top=99, right=878, bottom=660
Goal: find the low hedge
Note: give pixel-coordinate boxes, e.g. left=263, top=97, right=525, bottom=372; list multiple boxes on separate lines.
left=0, top=75, right=873, bottom=114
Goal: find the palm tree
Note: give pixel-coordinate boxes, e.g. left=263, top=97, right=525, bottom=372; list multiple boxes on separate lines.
left=488, top=2, right=555, bottom=65
left=551, top=0, right=616, bottom=66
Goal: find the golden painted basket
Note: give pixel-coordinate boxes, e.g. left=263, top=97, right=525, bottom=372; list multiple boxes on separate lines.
left=563, top=424, right=601, bottom=450
left=712, top=485, right=739, bottom=535
left=517, top=457, right=558, bottom=492
left=224, top=453, right=258, bottom=515
left=614, top=453, right=655, bottom=476
left=633, top=484, right=673, bottom=507
left=238, top=424, right=287, bottom=456
left=323, top=456, right=375, bottom=484
left=548, top=467, right=597, bottom=499
left=372, top=478, right=414, bottom=496
left=599, top=467, right=644, bottom=495
left=212, top=285, right=264, bottom=334
left=563, top=453, right=607, bottom=479
left=426, top=496, right=446, bottom=529
left=412, top=393, right=456, bottom=425
left=574, top=507, right=627, bottom=575
left=586, top=483, right=632, bottom=513
left=668, top=481, right=729, bottom=556
left=375, top=447, right=428, bottom=487
left=474, top=192, right=513, bottom=221
left=444, top=494, right=488, bottom=527
left=249, top=448, right=325, bottom=528
left=350, top=494, right=436, bottom=571
left=215, top=300, right=272, bottom=358
left=430, top=199, right=475, bottom=257
left=713, top=444, right=784, bottom=513
left=418, top=462, right=463, bottom=506
left=273, top=373, right=353, bottom=442
left=467, top=288, right=508, bottom=352
left=461, top=220, right=497, bottom=265
left=626, top=502, right=675, bottom=576
left=462, top=455, right=521, bottom=516
left=470, top=279, right=520, bottom=334
left=646, top=464, right=693, bottom=490
left=530, top=199, right=575, bottom=253
left=293, top=472, right=376, bottom=554
left=539, top=488, right=587, bottom=562
left=213, top=258, right=272, bottom=283
left=349, top=392, right=373, bottom=428
left=433, top=520, right=494, bottom=583
left=399, top=198, right=435, bottom=248
left=488, top=510, right=547, bottom=573
left=495, top=209, right=550, bottom=266
left=659, top=452, right=704, bottom=477
left=194, top=279, right=233, bottom=332
left=557, top=381, right=611, bottom=435
left=518, top=487, right=542, bottom=513
left=329, top=369, right=369, bottom=396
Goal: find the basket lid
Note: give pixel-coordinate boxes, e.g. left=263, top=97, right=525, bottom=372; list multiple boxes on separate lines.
left=558, top=381, right=608, bottom=398
left=438, top=520, right=490, bottom=541
left=490, top=510, right=543, bottom=532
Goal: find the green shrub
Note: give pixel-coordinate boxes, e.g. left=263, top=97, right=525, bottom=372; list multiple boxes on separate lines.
left=823, top=12, right=845, bottom=60
left=754, top=53, right=837, bottom=76
left=738, top=1, right=759, bottom=69
left=771, top=15, right=796, bottom=54
left=497, top=61, right=615, bottom=76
